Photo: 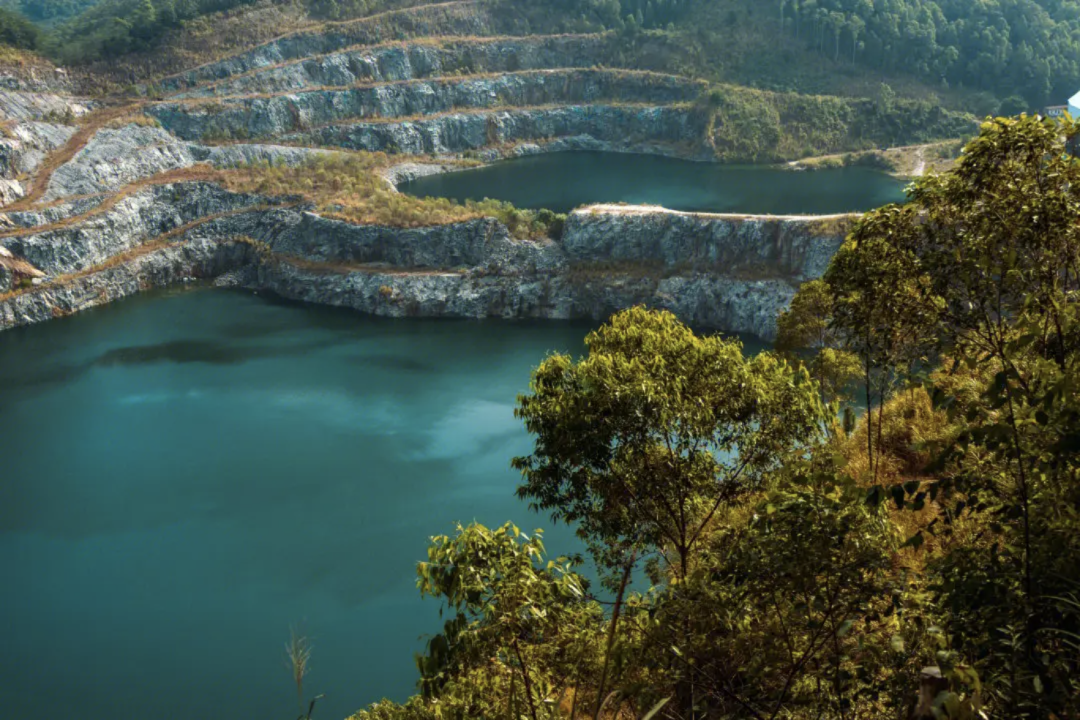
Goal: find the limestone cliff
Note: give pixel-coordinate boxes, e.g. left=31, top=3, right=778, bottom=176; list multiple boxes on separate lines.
left=0, top=171, right=849, bottom=338
left=0, top=23, right=877, bottom=341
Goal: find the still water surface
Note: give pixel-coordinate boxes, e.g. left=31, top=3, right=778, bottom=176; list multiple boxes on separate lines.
left=0, top=288, right=765, bottom=719
left=399, top=152, right=908, bottom=215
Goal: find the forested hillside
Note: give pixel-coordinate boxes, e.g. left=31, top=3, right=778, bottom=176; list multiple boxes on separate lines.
left=519, top=0, right=1080, bottom=107
left=0, top=0, right=1077, bottom=114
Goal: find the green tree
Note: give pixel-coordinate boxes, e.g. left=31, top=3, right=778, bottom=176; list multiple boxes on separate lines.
left=405, top=522, right=602, bottom=720
left=776, top=278, right=862, bottom=414
left=823, top=114, right=1080, bottom=716
left=0, top=5, right=41, bottom=50
left=514, top=307, right=825, bottom=583
left=646, top=467, right=902, bottom=719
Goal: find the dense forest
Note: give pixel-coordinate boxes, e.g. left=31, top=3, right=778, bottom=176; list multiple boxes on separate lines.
left=339, top=114, right=1080, bottom=720
left=530, top=0, right=1080, bottom=106
left=0, top=0, right=1078, bottom=110
left=782, top=0, right=1080, bottom=108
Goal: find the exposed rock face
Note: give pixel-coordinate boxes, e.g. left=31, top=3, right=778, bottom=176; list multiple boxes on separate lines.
left=0, top=237, right=254, bottom=328
left=263, top=211, right=564, bottom=270
left=0, top=187, right=848, bottom=339
left=38, top=125, right=334, bottom=201
left=0, top=90, right=92, bottom=122
left=0, top=23, right=878, bottom=341
left=562, top=206, right=845, bottom=280
left=0, top=122, right=77, bottom=204
left=158, top=1, right=496, bottom=92
left=171, top=34, right=615, bottom=99
left=1, top=183, right=275, bottom=275
left=151, top=70, right=706, bottom=141
left=288, top=104, right=706, bottom=155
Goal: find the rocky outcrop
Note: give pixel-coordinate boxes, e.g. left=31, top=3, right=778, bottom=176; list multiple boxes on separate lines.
left=0, top=122, right=77, bottom=204
left=261, top=211, right=564, bottom=270
left=172, top=34, right=615, bottom=99
left=562, top=205, right=849, bottom=280
left=158, top=1, right=495, bottom=93
left=258, top=259, right=804, bottom=337
left=1, top=183, right=275, bottom=275
left=35, top=123, right=335, bottom=202
left=151, top=70, right=705, bottom=141
left=254, top=203, right=845, bottom=337
left=0, top=237, right=254, bottom=328
left=0, top=186, right=850, bottom=338
left=288, top=104, right=706, bottom=156
left=0, top=90, right=92, bottom=122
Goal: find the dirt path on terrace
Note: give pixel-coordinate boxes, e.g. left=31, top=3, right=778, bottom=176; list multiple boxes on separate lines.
left=577, top=203, right=856, bottom=221
left=157, top=1, right=479, bottom=87
left=3, top=102, right=146, bottom=212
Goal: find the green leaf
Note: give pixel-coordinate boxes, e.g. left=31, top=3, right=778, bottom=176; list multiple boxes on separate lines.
left=640, top=697, right=672, bottom=720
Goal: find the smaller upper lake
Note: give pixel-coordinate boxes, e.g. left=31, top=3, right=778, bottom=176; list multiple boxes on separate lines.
left=399, top=152, right=908, bottom=215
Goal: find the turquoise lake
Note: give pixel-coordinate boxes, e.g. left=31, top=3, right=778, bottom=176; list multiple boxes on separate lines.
left=0, top=288, right=766, bottom=720
left=399, top=152, right=908, bottom=215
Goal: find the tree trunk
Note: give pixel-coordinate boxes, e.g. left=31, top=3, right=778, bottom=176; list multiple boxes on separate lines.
left=594, top=554, right=636, bottom=720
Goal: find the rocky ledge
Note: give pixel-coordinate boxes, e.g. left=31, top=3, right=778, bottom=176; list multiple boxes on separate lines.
left=0, top=183, right=851, bottom=339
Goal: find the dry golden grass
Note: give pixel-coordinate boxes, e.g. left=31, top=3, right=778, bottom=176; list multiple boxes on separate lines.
left=218, top=153, right=563, bottom=237
left=0, top=46, right=52, bottom=70
left=102, top=112, right=162, bottom=129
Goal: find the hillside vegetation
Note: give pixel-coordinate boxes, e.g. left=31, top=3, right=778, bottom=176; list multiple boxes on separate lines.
left=0, top=0, right=1073, bottom=114
left=344, top=113, right=1080, bottom=720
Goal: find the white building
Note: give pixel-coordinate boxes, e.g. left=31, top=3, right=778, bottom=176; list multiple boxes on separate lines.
left=1070, top=90, right=1080, bottom=118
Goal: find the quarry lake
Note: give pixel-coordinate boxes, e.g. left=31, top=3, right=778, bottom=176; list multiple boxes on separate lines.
left=0, top=287, right=769, bottom=720
left=399, top=152, right=908, bottom=215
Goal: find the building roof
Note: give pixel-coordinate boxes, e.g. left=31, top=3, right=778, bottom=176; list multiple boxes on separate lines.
left=1070, top=90, right=1080, bottom=116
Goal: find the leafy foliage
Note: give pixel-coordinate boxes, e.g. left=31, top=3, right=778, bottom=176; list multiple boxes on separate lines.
left=355, top=116, right=1080, bottom=720
left=783, top=0, right=1080, bottom=107
left=45, top=0, right=260, bottom=63
left=513, top=307, right=825, bottom=582
left=792, top=113, right=1080, bottom=716
left=0, top=4, right=41, bottom=49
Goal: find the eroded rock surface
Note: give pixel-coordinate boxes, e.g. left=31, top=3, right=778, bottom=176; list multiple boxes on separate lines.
left=0, top=24, right=868, bottom=340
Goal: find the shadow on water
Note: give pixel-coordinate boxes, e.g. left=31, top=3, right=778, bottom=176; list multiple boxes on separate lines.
left=0, top=286, right=774, bottom=720
left=93, top=336, right=347, bottom=366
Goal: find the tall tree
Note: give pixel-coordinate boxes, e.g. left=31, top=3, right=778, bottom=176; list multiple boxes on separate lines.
left=513, top=307, right=824, bottom=583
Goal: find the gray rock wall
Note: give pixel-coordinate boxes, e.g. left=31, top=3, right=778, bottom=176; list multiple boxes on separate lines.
left=173, top=34, right=615, bottom=99
left=562, top=207, right=848, bottom=279
left=0, top=237, right=254, bottom=328
left=151, top=70, right=705, bottom=141
left=289, top=104, right=705, bottom=155
left=158, top=2, right=495, bottom=92
left=0, top=188, right=850, bottom=340
left=1, top=183, right=273, bottom=275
